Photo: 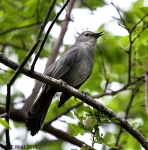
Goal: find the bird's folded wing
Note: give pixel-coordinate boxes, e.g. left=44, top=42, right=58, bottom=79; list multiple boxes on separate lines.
left=44, top=46, right=80, bottom=79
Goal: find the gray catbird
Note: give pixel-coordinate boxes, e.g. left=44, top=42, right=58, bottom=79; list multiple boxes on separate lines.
left=26, top=31, right=103, bottom=136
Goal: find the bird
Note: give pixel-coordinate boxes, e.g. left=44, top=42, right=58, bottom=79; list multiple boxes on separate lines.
left=26, top=31, right=103, bottom=136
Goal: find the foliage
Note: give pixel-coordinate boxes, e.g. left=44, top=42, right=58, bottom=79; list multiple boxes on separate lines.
left=0, top=118, right=9, bottom=129
left=69, top=106, right=118, bottom=149
left=0, top=0, right=148, bottom=150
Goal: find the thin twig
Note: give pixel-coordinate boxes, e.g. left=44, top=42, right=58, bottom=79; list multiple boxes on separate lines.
left=37, top=0, right=57, bottom=40
left=111, top=2, right=132, bottom=83
left=5, top=85, right=11, bottom=148
left=128, top=15, right=148, bottom=83
left=115, top=82, right=142, bottom=147
left=36, top=0, right=40, bottom=23
left=111, top=2, right=130, bottom=32
left=127, top=33, right=132, bottom=83
left=0, top=142, right=6, bottom=150
left=0, top=22, right=41, bottom=36
left=131, top=12, right=148, bottom=32
left=97, top=46, right=107, bottom=79
left=0, top=42, right=28, bottom=51
left=112, top=5, right=148, bottom=84
left=97, top=46, right=109, bottom=92
left=8, top=40, right=40, bottom=86
left=92, top=76, right=143, bottom=99
left=91, top=125, right=98, bottom=147
left=144, top=73, right=148, bottom=115
left=132, top=22, right=148, bottom=44
left=31, top=0, right=71, bottom=72
left=0, top=113, right=7, bottom=118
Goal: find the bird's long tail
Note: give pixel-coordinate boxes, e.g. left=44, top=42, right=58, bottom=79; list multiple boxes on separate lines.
left=26, top=85, right=56, bottom=136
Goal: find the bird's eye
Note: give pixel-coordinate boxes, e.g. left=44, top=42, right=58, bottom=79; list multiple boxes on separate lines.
left=85, top=33, right=89, bottom=36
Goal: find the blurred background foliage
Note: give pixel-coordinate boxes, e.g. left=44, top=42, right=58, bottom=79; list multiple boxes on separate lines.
left=0, top=0, right=148, bottom=150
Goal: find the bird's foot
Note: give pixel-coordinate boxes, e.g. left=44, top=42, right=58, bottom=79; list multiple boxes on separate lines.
left=59, top=79, right=67, bottom=87
left=81, top=91, right=89, bottom=97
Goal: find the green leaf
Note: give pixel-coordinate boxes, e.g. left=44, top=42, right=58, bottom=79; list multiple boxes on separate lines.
left=0, top=118, right=10, bottom=129
left=112, top=64, right=126, bottom=75
left=74, top=111, right=84, bottom=122
left=110, top=117, right=120, bottom=123
left=140, top=7, right=148, bottom=14
left=84, top=106, right=93, bottom=113
left=80, top=144, right=90, bottom=150
left=78, top=122, right=92, bottom=132
left=91, top=118, right=98, bottom=127
left=95, top=127, right=118, bottom=148
left=136, top=9, right=145, bottom=19
left=69, top=123, right=84, bottom=136
left=95, top=128, right=105, bottom=144
left=121, top=35, right=129, bottom=47
left=95, top=128, right=101, bottom=142
left=106, top=143, right=118, bottom=149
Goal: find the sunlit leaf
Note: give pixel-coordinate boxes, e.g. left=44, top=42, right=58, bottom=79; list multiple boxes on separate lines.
left=0, top=118, right=10, bottom=129
left=69, top=123, right=84, bottom=136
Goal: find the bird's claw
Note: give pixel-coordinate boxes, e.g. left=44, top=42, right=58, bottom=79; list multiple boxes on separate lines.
left=59, top=79, right=67, bottom=86
left=81, top=91, right=89, bottom=96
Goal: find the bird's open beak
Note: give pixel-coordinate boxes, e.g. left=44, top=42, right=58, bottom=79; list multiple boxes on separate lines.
left=94, top=31, right=103, bottom=38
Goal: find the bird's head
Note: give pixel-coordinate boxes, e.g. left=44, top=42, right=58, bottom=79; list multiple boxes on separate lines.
left=76, top=31, right=103, bottom=43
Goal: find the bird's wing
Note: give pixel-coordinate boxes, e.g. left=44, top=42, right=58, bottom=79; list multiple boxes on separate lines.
left=44, top=46, right=79, bottom=79
left=43, top=47, right=80, bottom=92
left=27, top=47, right=79, bottom=118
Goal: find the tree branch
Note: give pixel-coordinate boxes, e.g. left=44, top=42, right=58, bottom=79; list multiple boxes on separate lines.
left=36, top=0, right=57, bottom=40
left=0, top=142, right=6, bottom=150
left=5, top=85, right=11, bottom=148
left=0, top=42, right=28, bottom=51
left=97, top=46, right=109, bottom=92
left=0, top=53, right=148, bottom=149
left=111, top=2, right=130, bottom=33
left=91, top=76, right=143, bottom=99
left=0, top=22, right=41, bottom=36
